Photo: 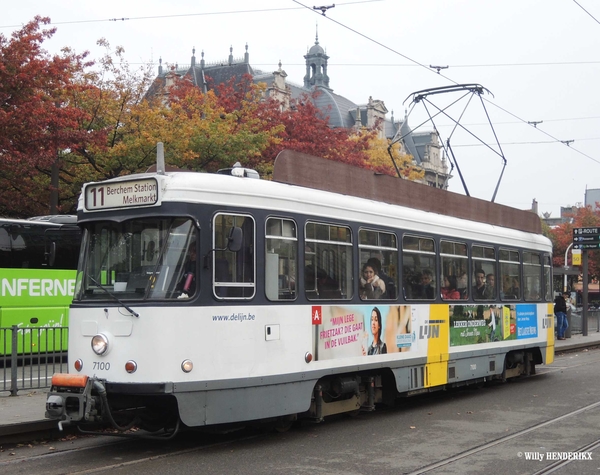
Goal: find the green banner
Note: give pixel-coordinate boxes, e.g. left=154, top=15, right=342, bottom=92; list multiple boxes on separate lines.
left=0, top=307, right=69, bottom=353
left=0, top=268, right=76, bottom=307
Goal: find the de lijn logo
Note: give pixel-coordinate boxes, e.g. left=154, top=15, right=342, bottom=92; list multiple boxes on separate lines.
left=419, top=320, right=444, bottom=339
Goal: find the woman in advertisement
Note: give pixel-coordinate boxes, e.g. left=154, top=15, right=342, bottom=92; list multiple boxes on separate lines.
left=363, top=307, right=387, bottom=355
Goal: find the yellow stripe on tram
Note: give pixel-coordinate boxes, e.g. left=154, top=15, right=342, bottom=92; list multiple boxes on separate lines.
left=425, top=304, right=450, bottom=388
left=546, top=302, right=555, bottom=365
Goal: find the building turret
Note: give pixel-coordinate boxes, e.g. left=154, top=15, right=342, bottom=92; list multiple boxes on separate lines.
left=303, top=31, right=330, bottom=89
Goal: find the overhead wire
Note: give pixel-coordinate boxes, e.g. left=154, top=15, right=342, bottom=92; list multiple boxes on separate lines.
left=290, top=0, right=600, bottom=166
left=572, top=0, right=600, bottom=26
left=4, top=1, right=599, bottom=164
left=0, top=1, right=382, bottom=29
left=253, top=60, right=600, bottom=68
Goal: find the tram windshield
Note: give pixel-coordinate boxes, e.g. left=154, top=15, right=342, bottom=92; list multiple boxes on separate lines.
left=74, top=218, right=198, bottom=301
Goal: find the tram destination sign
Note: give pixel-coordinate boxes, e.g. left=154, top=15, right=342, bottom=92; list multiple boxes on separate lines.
left=84, top=178, right=160, bottom=211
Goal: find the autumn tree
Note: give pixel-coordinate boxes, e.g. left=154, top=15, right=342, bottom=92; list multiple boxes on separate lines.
left=549, top=206, right=600, bottom=280
left=0, top=27, right=444, bottom=217
left=257, top=91, right=375, bottom=175
left=362, top=136, right=425, bottom=180
left=167, top=75, right=284, bottom=175
left=56, top=64, right=285, bottom=210
left=55, top=39, right=160, bottom=210
left=169, top=76, right=377, bottom=177
left=0, top=16, right=95, bottom=217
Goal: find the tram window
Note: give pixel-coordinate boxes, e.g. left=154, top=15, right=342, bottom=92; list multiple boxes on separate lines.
left=77, top=218, right=198, bottom=301
left=402, top=235, right=436, bottom=300
left=147, top=221, right=198, bottom=299
left=440, top=240, right=467, bottom=300
left=213, top=214, right=255, bottom=299
left=358, top=229, right=398, bottom=300
left=543, top=254, right=552, bottom=301
left=523, top=251, right=542, bottom=301
left=472, top=245, right=496, bottom=300
left=499, top=249, right=520, bottom=301
left=305, top=222, right=352, bottom=300
left=265, top=218, right=297, bottom=301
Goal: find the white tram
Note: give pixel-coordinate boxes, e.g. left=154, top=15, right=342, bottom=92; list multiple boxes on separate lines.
left=45, top=148, right=554, bottom=436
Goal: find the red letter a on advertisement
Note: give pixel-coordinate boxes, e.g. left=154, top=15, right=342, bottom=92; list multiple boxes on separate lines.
left=312, top=306, right=322, bottom=325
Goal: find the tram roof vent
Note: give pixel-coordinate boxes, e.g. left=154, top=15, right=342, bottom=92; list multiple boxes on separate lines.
left=217, top=162, right=260, bottom=179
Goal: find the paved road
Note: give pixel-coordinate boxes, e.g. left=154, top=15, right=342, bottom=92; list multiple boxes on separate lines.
left=2, top=344, right=600, bottom=474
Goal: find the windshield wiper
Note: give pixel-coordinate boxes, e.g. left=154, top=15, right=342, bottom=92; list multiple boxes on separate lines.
left=89, top=276, right=140, bottom=318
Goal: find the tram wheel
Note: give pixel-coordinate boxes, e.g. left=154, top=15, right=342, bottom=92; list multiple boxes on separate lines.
left=274, top=415, right=296, bottom=433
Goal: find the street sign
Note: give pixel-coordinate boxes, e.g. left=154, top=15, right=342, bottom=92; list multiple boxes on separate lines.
left=573, top=227, right=600, bottom=236
left=573, top=227, right=600, bottom=245
left=573, top=243, right=600, bottom=250
left=573, top=235, right=600, bottom=243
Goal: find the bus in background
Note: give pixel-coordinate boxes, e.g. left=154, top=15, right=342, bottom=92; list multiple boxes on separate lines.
left=0, top=216, right=80, bottom=356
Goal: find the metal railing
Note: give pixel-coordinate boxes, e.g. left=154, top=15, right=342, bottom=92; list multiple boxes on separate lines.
left=568, top=309, right=600, bottom=334
left=1, top=326, right=68, bottom=396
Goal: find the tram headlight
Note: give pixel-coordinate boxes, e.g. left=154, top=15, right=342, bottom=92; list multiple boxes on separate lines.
left=181, top=359, right=193, bottom=373
left=91, top=333, right=109, bottom=356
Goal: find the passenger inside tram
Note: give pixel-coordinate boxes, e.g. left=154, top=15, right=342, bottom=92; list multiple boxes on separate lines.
left=305, top=265, right=341, bottom=299
left=441, top=275, right=461, bottom=300
left=416, top=269, right=435, bottom=299
left=359, top=261, right=386, bottom=300
left=178, top=241, right=197, bottom=298
left=486, top=273, right=496, bottom=299
left=367, top=256, right=396, bottom=299
left=505, top=277, right=521, bottom=300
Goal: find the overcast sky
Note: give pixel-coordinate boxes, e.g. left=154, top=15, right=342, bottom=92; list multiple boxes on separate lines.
left=4, top=0, right=600, bottom=217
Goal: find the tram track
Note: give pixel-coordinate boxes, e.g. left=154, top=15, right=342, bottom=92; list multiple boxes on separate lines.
left=405, top=398, right=600, bottom=474
left=530, top=437, right=600, bottom=474
left=7, top=396, right=600, bottom=475
left=3, top=350, right=600, bottom=474
left=6, top=393, right=600, bottom=475
left=41, top=434, right=262, bottom=475
left=0, top=424, right=265, bottom=474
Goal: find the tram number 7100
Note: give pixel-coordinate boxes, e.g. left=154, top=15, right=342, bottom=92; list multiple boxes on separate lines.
left=93, top=362, right=111, bottom=371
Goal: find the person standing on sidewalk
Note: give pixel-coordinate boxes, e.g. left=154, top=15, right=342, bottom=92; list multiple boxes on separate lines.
left=554, top=292, right=569, bottom=340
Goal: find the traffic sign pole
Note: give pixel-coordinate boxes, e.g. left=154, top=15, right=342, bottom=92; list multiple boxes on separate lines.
left=583, top=250, right=588, bottom=337
left=572, top=227, right=596, bottom=337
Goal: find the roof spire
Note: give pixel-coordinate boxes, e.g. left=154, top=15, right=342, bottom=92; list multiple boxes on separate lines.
left=303, top=30, right=330, bottom=90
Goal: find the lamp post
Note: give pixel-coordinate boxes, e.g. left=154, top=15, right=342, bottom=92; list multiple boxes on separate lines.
left=564, top=242, right=573, bottom=292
